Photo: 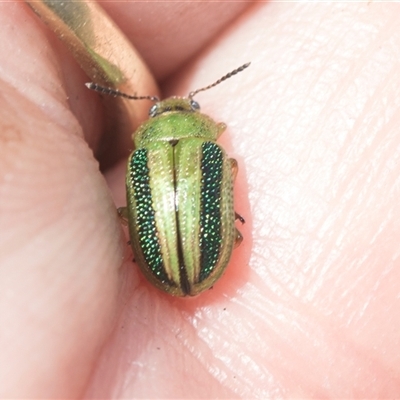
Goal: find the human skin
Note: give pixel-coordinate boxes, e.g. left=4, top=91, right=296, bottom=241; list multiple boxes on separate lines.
left=1, top=1, right=400, bottom=398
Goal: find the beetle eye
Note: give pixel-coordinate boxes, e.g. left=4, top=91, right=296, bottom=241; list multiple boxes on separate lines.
left=149, top=104, right=158, bottom=117
left=190, top=100, right=200, bottom=111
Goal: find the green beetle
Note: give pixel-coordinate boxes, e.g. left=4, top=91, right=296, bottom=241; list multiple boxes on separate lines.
left=87, top=63, right=249, bottom=296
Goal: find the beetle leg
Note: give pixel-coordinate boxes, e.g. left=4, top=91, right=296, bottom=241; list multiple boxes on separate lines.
left=230, top=158, right=245, bottom=226
left=216, top=122, right=227, bottom=138
left=118, top=207, right=133, bottom=249
left=234, top=228, right=243, bottom=248
left=230, top=158, right=238, bottom=181
left=235, top=212, right=245, bottom=224
left=117, top=206, right=129, bottom=226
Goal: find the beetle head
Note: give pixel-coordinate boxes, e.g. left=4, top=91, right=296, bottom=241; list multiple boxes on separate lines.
left=148, top=97, right=200, bottom=118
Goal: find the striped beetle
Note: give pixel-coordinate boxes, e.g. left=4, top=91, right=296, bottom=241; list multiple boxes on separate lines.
left=87, top=63, right=249, bottom=296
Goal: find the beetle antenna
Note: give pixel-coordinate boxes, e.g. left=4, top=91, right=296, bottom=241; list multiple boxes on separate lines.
left=188, top=62, right=251, bottom=99
left=85, top=83, right=159, bottom=102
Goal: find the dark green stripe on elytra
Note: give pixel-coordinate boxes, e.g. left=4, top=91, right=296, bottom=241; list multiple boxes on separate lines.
left=199, top=142, right=223, bottom=281
left=130, top=149, right=168, bottom=283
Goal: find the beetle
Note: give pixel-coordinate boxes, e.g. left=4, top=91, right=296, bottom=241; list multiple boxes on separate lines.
left=86, top=62, right=250, bottom=296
